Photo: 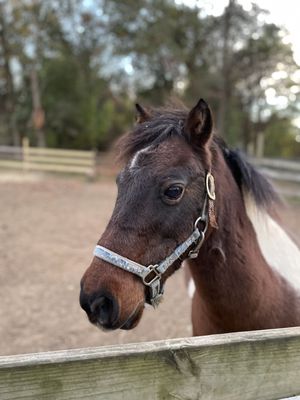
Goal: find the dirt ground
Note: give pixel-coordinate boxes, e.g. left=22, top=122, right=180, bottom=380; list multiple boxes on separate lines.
left=0, top=172, right=299, bottom=356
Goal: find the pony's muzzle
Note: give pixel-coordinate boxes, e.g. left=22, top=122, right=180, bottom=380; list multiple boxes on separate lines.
left=80, top=256, right=146, bottom=331
left=80, top=290, right=119, bottom=330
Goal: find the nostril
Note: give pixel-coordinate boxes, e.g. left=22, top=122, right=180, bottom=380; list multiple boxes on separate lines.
left=91, top=295, right=117, bottom=326
left=79, top=290, right=91, bottom=314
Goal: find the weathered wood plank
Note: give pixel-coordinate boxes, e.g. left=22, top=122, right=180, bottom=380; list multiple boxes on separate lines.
left=260, top=168, right=300, bottom=183
left=0, top=145, right=94, bottom=159
left=27, top=147, right=94, bottom=158
left=0, top=160, right=93, bottom=175
left=1, top=328, right=300, bottom=400
left=0, top=160, right=23, bottom=169
left=25, top=155, right=95, bottom=166
left=253, top=158, right=300, bottom=172
left=24, top=162, right=94, bottom=174
left=0, top=146, right=22, bottom=155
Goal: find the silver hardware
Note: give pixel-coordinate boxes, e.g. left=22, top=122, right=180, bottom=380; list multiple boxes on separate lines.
left=194, top=216, right=208, bottom=234
left=206, top=172, right=216, bottom=201
left=142, top=265, right=161, bottom=286
left=188, top=230, right=205, bottom=259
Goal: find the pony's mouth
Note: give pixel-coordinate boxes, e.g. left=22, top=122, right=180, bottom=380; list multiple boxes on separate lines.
left=120, top=303, right=144, bottom=330
left=92, top=301, right=144, bottom=331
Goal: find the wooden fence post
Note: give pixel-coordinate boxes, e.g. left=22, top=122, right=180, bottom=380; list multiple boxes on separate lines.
left=256, top=131, right=265, bottom=158
left=22, top=137, right=30, bottom=172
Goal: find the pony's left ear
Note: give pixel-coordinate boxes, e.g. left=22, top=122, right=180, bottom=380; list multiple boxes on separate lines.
left=184, top=98, right=213, bottom=146
left=135, top=103, right=151, bottom=124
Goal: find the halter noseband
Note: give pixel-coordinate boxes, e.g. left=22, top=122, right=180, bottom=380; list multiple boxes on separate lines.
left=93, top=172, right=216, bottom=307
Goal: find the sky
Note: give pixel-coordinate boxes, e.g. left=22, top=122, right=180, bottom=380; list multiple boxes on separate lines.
left=177, top=0, right=300, bottom=64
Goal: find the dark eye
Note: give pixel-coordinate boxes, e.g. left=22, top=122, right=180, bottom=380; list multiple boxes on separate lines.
left=163, top=184, right=185, bottom=203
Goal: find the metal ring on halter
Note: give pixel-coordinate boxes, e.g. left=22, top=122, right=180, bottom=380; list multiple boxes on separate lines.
left=188, top=230, right=205, bottom=259
left=187, top=215, right=208, bottom=259
left=194, top=215, right=208, bottom=235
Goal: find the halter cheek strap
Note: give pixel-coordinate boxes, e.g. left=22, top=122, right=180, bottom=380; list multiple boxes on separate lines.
left=93, top=172, right=216, bottom=307
left=206, top=172, right=218, bottom=229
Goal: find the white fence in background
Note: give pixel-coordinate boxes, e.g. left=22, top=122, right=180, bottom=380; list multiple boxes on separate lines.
left=253, top=157, right=300, bottom=184
left=0, top=138, right=96, bottom=177
left=0, top=144, right=299, bottom=188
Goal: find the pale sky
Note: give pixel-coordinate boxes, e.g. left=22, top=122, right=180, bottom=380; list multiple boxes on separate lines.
left=177, top=0, right=300, bottom=64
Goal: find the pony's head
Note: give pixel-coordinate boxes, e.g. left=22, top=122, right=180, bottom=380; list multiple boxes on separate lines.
left=80, top=99, right=217, bottom=330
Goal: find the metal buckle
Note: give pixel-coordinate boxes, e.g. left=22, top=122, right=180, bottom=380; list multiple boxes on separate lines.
left=188, top=230, right=205, bottom=259
left=206, top=172, right=216, bottom=201
left=143, top=266, right=163, bottom=308
left=142, top=265, right=161, bottom=286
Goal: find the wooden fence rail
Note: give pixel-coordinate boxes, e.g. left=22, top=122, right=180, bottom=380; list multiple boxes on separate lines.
left=0, top=138, right=96, bottom=177
left=252, top=158, right=300, bottom=184
left=1, top=328, right=300, bottom=400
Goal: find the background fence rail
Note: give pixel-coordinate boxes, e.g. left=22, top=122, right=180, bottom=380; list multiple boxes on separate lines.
left=252, top=157, right=300, bottom=183
left=0, top=138, right=96, bottom=177
left=0, top=328, right=300, bottom=400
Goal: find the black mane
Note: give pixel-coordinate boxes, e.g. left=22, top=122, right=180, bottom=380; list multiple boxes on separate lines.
left=118, top=107, right=280, bottom=208
left=217, top=139, right=280, bottom=207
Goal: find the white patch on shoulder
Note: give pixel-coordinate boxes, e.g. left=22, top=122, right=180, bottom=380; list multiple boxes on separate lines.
left=244, top=194, right=300, bottom=291
left=129, top=145, right=152, bottom=170
left=188, top=278, right=196, bottom=298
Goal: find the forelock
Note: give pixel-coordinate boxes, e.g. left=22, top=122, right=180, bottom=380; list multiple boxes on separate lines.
left=117, top=108, right=188, bottom=164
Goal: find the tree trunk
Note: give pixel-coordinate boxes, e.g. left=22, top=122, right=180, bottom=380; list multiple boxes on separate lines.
left=30, top=68, right=46, bottom=147
left=218, top=0, right=234, bottom=138
left=0, top=3, right=20, bottom=146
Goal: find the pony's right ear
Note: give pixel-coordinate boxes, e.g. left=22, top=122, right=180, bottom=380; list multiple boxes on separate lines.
left=135, top=103, right=150, bottom=124
left=184, top=98, right=213, bottom=147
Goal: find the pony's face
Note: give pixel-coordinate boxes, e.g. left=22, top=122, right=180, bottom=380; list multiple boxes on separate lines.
left=80, top=99, right=213, bottom=330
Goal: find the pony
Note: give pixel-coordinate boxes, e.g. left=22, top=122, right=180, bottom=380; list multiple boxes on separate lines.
left=80, top=99, right=300, bottom=335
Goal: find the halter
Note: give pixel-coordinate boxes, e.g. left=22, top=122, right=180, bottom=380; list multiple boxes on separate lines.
left=93, top=172, right=216, bottom=307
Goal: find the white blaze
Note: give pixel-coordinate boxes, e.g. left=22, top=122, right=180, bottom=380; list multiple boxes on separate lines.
left=129, top=145, right=152, bottom=170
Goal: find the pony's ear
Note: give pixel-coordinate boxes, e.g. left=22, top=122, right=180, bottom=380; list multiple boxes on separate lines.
left=184, top=98, right=213, bottom=146
left=135, top=103, right=150, bottom=124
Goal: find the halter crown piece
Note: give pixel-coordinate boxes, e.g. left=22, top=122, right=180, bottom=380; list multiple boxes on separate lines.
left=93, top=172, right=216, bottom=307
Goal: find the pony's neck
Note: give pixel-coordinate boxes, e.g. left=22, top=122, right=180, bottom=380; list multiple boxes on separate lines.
left=188, top=146, right=300, bottom=335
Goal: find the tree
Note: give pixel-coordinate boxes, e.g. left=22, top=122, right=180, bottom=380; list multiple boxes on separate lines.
left=0, top=2, right=20, bottom=145
left=0, top=0, right=298, bottom=156
left=103, top=0, right=299, bottom=151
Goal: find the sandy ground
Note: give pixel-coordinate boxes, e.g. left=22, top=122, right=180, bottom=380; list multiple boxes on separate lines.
left=0, top=172, right=299, bottom=356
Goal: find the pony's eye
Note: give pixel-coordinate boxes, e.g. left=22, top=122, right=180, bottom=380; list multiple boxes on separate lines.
left=163, top=185, right=184, bottom=201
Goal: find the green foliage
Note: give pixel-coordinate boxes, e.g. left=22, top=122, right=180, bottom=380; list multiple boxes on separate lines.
left=41, top=56, right=85, bottom=147
left=40, top=55, right=131, bottom=149
left=0, top=0, right=299, bottom=156
left=264, top=116, right=300, bottom=158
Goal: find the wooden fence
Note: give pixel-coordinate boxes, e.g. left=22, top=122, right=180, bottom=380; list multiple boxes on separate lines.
left=0, top=138, right=96, bottom=177
left=0, top=327, right=300, bottom=399
left=250, top=157, right=300, bottom=198
left=253, top=158, right=300, bottom=184
left=0, top=142, right=299, bottom=187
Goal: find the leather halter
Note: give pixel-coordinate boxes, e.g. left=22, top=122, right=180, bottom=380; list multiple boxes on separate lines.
left=93, top=172, right=216, bottom=307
